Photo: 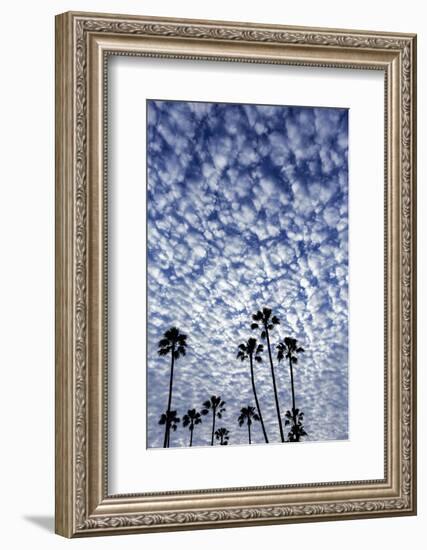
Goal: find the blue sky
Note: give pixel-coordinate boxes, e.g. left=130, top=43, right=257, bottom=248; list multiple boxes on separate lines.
left=146, top=99, right=348, bottom=448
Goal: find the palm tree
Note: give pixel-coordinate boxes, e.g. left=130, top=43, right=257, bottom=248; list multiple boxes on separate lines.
left=251, top=308, right=284, bottom=442
left=284, top=409, right=307, bottom=442
left=215, top=427, right=230, bottom=445
left=201, top=396, right=226, bottom=446
left=158, top=410, right=180, bottom=447
left=238, top=405, right=260, bottom=445
left=277, top=337, right=305, bottom=442
left=182, top=408, right=202, bottom=447
left=158, top=327, right=187, bottom=448
left=237, top=338, right=269, bottom=443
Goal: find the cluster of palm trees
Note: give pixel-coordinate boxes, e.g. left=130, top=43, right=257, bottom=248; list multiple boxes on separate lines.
left=156, top=307, right=307, bottom=448
left=159, top=390, right=230, bottom=448
left=247, top=307, right=307, bottom=443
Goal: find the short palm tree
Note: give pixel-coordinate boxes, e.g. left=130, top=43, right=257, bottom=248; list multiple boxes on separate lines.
left=284, top=409, right=307, bottom=442
left=238, top=405, right=260, bottom=445
left=215, top=427, right=230, bottom=445
left=158, top=327, right=187, bottom=448
left=237, top=337, right=269, bottom=443
left=277, top=337, right=305, bottom=442
left=251, top=308, right=284, bottom=442
left=201, top=396, right=226, bottom=446
left=182, top=408, right=202, bottom=447
left=158, top=410, right=180, bottom=447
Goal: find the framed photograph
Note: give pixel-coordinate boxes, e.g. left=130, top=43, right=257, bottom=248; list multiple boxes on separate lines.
left=55, top=11, right=417, bottom=537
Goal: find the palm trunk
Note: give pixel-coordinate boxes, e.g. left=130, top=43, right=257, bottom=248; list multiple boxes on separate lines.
left=265, top=327, right=285, bottom=442
left=248, top=421, right=252, bottom=444
left=189, top=425, right=193, bottom=447
left=249, top=354, right=269, bottom=443
left=164, top=426, right=169, bottom=448
left=163, top=347, right=175, bottom=448
left=211, top=409, right=216, bottom=446
left=288, top=357, right=299, bottom=442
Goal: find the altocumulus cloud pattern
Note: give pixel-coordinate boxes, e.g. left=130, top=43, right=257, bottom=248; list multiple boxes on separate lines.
left=146, top=99, right=349, bottom=449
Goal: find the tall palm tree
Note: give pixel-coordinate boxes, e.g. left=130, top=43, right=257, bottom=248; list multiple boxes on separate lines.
left=158, top=410, right=180, bottom=447
left=251, top=307, right=284, bottom=442
left=182, top=408, right=202, bottom=447
left=215, top=427, right=230, bottom=446
left=237, top=338, right=269, bottom=443
left=277, top=337, right=305, bottom=442
left=238, top=405, right=260, bottom=445
left=201, top=396, right=226, bottom=446
left=158, top=327, right=187, bottom=448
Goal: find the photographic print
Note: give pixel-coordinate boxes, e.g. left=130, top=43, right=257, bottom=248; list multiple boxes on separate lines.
left=146, top=99, right=349, bottom=450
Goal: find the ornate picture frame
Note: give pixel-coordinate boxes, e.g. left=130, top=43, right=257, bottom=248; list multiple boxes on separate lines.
left=55, top=11, right=417, bottom=537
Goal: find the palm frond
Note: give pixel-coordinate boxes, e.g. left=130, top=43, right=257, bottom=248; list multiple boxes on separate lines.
left=262, top=307, right=272, bottom=320
left=284, top=336, right=296, bottom=349
left=158, top=338, right=170, bottom=348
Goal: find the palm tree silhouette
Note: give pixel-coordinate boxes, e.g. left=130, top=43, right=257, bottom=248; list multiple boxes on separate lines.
left=238, top=405, right=260, bottom=445
left=251, top=308, right=284, bottom=442
left=215, top=427, right=230, bottom=445
left=284, top=409, right=307, bottom=442
left=277, top=337, right=305, bottom=442
left=158, top=327, right=187, bottom=448
left=158, top=410, right=180, bottom=447
left=237, top=338, right=269, bottom=443
left=182, top=408, right=202, bottom=447
left=201, top=396, right=226, bottom=446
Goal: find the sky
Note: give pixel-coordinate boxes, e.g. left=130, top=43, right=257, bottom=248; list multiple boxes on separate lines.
left=146, top=99, right=348, bottom=449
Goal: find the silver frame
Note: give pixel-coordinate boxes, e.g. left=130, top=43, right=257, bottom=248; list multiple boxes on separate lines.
left=55, top=11, right=417, bottom=537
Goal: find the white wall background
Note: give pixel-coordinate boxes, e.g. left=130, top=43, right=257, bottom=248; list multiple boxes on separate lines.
left=0, top=1, right=424, bottom=548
